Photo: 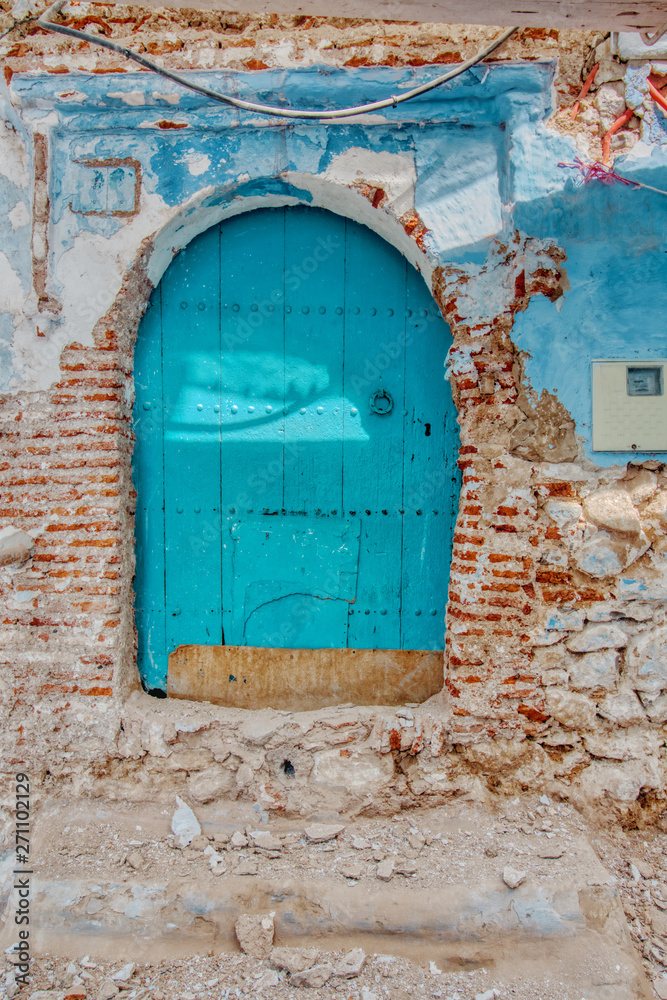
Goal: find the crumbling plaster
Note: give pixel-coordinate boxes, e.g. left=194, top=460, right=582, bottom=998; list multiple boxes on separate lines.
left=1, top=13, right=667, bottom=826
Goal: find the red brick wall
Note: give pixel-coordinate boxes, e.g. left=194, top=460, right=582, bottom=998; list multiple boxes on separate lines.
left=0, top=258, right=152, bottom=773
left=0, top=229, right=572, bottom=767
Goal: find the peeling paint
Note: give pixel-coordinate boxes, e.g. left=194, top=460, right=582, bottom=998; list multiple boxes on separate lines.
left=182, top=151, right=211, bottom=176
left=0, top=250, right=25, bottom=313
left=0, top=25, right=666, bottom=821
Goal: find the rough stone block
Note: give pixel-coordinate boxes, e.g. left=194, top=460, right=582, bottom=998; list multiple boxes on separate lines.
left=545, top=689, right=597, bottom=730
left=270, top=948, right=321, bottom=975
left=544, top=500, right=582, bottom=526
left=642, top=691, right=667, bottom=724
left=304, top=823, right=345, bottom=843
left=626, top=469, right=658, bottom=504
left=312, top=748, right=394, bottom=791
left=626, top=626, right=667, bottom=696
left=290, top=964, right=334, bottom=988
left=576, top=756, right=663, bottom=805
left=567, top=649, right=619, bottom=690
left=597, top=686, right=647, bottom=727
left=502, top=866, right=527, bottom=889
left=0, top=526, right=34, bottom=567
left=565, top=623, right=627, bottom=653
left=573, top=531, right=649, bottom=579
left=235, top=913, right=274, bottom=959
left=171, top=796, right=201, bottom=847
left=582, top=488, right=641, bottom=537
left=584, top=727, right=662, bottom=761
left=248, top=830, right=282, bottom=851
left=546, top=608, right=586, bottom=632
left=644, top=491, right=667, bottom=528
left=594, top=82, right=628, bottom=130
left=187, top=766, right=234, bottom=803
left=542, top=668, right=569, bottom=686
left=333, top=949, right=366, bottom=978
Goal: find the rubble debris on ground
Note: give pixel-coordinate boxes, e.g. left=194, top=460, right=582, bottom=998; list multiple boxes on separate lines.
left=4, top=796, right=666, bottom=999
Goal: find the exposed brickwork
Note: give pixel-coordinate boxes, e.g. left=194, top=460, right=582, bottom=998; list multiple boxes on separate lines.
left=0, top=11, right=665, bottom=824
left=430, top=238, right=574, bottom=736
left=2, top=214, right=665, bottom=822
left=0, top=238, right=154, bottom=773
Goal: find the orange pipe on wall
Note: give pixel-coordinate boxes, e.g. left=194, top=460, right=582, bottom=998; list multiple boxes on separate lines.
left=601, top=107, right=634, bottom=163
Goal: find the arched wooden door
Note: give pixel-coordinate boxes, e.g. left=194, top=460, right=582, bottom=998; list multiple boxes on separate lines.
left=133, top=207, right=461, bottom=703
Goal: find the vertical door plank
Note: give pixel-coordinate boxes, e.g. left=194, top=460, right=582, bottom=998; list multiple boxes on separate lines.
left=219, top=209, right=286, bottom=514
left=132, top=286, right=167, bottom=690
left=281, top=207, right=349, bottom=647
left=401, top=268, right=457, bottom=650
left=162, top=225, right=222, bottom=652
left=343, top=222, right=407, bottom=650
left=220, top=209, right=286, bottom=644
left=282, top=207, right=347, bottom=515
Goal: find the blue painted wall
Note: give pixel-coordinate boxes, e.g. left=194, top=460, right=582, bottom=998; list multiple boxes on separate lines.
left=511, top=127, right=667, bottom=466
left=4, top=62, right=667, bottom=463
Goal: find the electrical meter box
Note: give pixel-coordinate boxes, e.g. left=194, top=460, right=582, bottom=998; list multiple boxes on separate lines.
left=592, top=360, right=667, bottom=452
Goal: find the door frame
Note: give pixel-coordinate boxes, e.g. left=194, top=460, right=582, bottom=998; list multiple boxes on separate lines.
left=129, top=183, right=462, bottom=705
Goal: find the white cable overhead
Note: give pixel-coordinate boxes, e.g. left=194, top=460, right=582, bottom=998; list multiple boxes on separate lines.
left=37, top=1, right=518, bottom=121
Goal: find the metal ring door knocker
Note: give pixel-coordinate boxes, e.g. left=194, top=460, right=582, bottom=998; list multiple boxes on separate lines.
left=369, top=389, right=394, bottom=415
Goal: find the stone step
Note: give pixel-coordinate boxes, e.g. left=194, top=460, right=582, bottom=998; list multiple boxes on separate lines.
left=0, top=797, right=653, bottom=1000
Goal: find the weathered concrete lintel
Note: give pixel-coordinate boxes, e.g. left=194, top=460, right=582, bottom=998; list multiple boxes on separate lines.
left=108, top=0, right=667, bottom=32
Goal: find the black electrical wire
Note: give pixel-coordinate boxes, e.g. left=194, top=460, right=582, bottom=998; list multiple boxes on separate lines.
left=36, top=1, right=518, bottom=120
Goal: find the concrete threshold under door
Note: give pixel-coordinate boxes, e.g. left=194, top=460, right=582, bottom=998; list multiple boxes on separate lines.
left=167, top=645, right=443, bottom=710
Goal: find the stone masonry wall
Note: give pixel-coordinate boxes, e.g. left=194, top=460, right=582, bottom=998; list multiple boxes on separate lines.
left=0, top=5, right=666, bottom=829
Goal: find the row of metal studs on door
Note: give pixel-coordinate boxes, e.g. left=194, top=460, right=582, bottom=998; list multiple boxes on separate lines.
left=169, top=508, right=444, bottom=514
left=170, top=609, right=442, bottom=617
left=177, top=301, right=433, bottom=317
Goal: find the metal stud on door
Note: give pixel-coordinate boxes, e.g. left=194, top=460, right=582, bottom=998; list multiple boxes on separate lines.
left=132, top=206, right=461, bottom=699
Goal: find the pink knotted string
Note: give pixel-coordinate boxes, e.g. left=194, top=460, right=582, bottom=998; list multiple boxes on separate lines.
left=557, top=157, right=640, bottom=187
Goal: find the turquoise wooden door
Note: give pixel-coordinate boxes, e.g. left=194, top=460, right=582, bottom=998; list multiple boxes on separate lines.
left=133, top=207, right=461, bottom=694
